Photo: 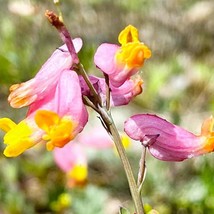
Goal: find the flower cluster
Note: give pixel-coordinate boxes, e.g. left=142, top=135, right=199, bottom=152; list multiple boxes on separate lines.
left=1, top=16, right=213, bottom=166
left=1, top=10, right=214, bottom=213
left=0, top=24, right=149, bottom=157
left=0, top=39, right=88, bottom=157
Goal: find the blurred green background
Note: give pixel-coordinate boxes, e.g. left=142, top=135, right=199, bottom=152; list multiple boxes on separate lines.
left=0, top=0, right=214, bottom=213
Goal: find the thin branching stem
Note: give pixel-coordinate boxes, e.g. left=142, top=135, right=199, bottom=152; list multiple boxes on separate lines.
left=45, top=10, right=79, bottom=64
left=138, top=146, right=147, bottom=195
left=82, top=95, right=98, bottom=112
left=46, top=10, right=144, bottom=213
left=99, top=109, right=145, bottom=214
left=78, top=63, right=102, bottom=107
left=104, top=73, right=111, bottom=111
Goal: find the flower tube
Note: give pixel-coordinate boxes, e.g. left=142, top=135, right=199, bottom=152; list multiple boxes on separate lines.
left=124, top=114, right=214, bottom=161
left=94, top=25, right=151, bottom=87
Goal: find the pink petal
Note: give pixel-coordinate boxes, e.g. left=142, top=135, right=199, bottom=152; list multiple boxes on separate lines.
left=55, top=70, right=88, bottom=133
left=94, top=43, right=119, bottom=75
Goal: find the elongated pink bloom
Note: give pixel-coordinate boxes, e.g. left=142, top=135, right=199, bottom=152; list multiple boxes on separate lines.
left=0, top=71, right=88, bottom=157
left=79, top=75, right=143, bottom=106
left=94, top=25, right=151, bottom=87
left=124, top=114, right=214, bottom=161
left=8, top=38, right=82, bottom=108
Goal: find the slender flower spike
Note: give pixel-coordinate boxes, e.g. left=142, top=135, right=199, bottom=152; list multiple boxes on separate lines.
left=94, top=25, right=151, bottom=87
left=124, top=114, right=214, bottom=161
left=0, top=71, right=88, bottom=157
left=8, top=38, right=82, bottom=108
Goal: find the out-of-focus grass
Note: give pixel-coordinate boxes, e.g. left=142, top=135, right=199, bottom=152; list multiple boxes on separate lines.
left=0, top=0, right=214, bottom=213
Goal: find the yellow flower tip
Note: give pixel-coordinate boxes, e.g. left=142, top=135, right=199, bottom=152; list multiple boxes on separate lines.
left=117, top=25, right=152, bottom=68
left=69, top=165, right=88, bottom=182
left=3, top=138, right=35, bottom=157
left=0, top=118, right=17, bottom=132
left=200, top=116, right=214, bottom=153
left=2, top=120, right=36, bottom=157
left=67, top=165, right=88, bottom=187
left=9, top=95, right=37, bottom=108
left=9, top=83, right=21, bottom=92
left=118, top=25, right=139, bottom=45
left=201, top=116, right=214, bottom=137
left=8, top=83, right=37, bottom=108
left=3, top=147, right=17, bottom=157
left=35, top=110, right=75, bottom=150
left=203, top=137, right=214, bottom=153
left=134, top=78, right=144, bottom=95
left=35, top=110, right=60, bottom=133
left=3, top=145, right=25, bottom=157
left=116, top=42, right=152, bottom=68
left=46, top=141, right=55, bottom=151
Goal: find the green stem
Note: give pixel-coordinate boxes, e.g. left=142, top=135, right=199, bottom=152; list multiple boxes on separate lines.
left=101, top=111, right=145, bottom=214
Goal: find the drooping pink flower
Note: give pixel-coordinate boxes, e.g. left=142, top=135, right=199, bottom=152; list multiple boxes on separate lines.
left=94, top=25, right=151, bottom=87
left=0, top=71, right=88, bottom=157
left=79, top=75, right=143, bottom=106
left=8, top=38, right=82, bottom=108
left=54, top=143, right=88, bottom=188
left=53, top=126, right=113, bottom=188
left=124, top=114, right=214, bottom=161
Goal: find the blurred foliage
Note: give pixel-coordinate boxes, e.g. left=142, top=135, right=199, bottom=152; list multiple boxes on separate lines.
left=0, top=0, right=214, bottom=213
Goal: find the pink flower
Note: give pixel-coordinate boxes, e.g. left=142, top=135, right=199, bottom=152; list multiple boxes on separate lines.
left=79, top=75, right=143, bottom=106
left=8, top=38, right=82, bottom=108
left=124, top=114, right=214, bottom=161
left=0, top=71, right=88, bottom=157
left=54, top=143, right=88, bottom=188
left=53, top=126, right=113, bottom=187
left=94, top=25, right=151, bottom=87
